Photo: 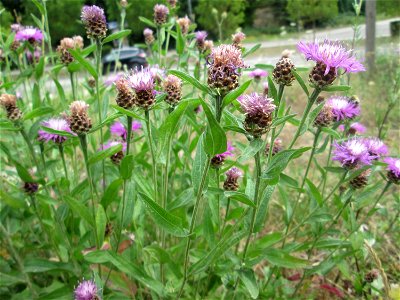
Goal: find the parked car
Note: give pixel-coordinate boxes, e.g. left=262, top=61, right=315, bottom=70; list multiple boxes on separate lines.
left=102, top=47, right=147, bottom=73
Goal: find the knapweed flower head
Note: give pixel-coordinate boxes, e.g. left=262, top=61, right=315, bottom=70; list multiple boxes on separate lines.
left=163, top=75, right=182, bottom=106
left=314, top=105, right=333, bottom=128
left=248, top=69, right=268, bottom=81
left=223, top=167, right=242, bottom=191
left=104, top=73, right=123, bottom=87
left=57, top=36, right=84, bottom=65
left=327, top=96, right=360, bottom=121
left=0, top=94, right=22, bottom=121
left=154, top=4, right=169, bottom=26
left=11, top=24, right=24, bottom=33
left=143, top=28, right=155, bottom=45
left=23, top=182, right=39, bottom=195
left=204, top=40, right=214, bottom=53
left=262, top=82, right=269, bottom=96
left=26, top=48, right=41, bottom=64
left=384, top=157, right=400, bottom=184
left=167, top=0, right=178, bottom=8
left=333, top=138, right=376, bottom=169
left=265, top=138, right=283, bottom=157
left=338, top=122, right=366, bottom=135
left=298, top=39, right=365, bottom=87
left=232, top=31, right=246, bottom=48
left=207, top=44, right=246, bottom=93
left=101, top=140, right=126, bottom=165
left=273, top=56, right=296, bottom=86
left=68, top=101, right=92, bottom=134
left=195, top=31, right=207, bottom=51
left=362, top=137, right=388, bottom=157
left=211, top=142, right=235, bottom=168
left=127, top=67, right=156, bottom=109
left=74, top=279, right=98, bottom=300
left=350, top=169, right=371, bottom=189
left=149, top=65, right=165, bottom=82
left=15, top=27, right=43, bottom=44
left=110, top=120, right=141, bottom=140
left=38, top=118, right=73, bottom=144
left=239, top=93, right=276, bottom=136
left=81, top=5, right=107, bottom=39
left=177, top=16, right=191, bottom=35
left=115, top=78, right=136, bottom=109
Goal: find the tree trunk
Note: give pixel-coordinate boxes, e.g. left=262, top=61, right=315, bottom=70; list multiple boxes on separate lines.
left=365, top=0, right=376, bottom=73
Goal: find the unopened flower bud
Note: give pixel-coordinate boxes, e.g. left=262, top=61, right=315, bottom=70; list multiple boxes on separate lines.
left=221, top=12, right=228, bottom=19
left=167, top=0, right=177, bottom=8
left=68, top=101, right=92, bottom=134
left=0, top=94, right=22, bottom=121
left=88, top=77, right=96, bottom=88
left=265, top=138, right=283, bottom=157
left=154, top=4, right=169, bottom=26
left=262, top=82, right=269, bottom=96
left=316, top=96, right=325, bottom=104
left=349, top=169, right=371, bottom=189
left=273, top=57, right=296, bottom=86
left=211, top=8, right=218, bottom=16
left=364, top=269, right=379, bottom=283
left=143, top=28, right=155, bottom=45
left=314, top=105, right=333, bottom=127
left=120, top=0, right=128, bottom=8
left=232, top=32, right=245, bottom=49
left=23, top=182, right=39, bottom=194
left=115, top=78, right=136, bottom=109
left=163, top=75, right=182, bottom=106
left=177, top=16, right=191, bottom=35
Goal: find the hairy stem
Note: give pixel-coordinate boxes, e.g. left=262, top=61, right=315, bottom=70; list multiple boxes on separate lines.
left=58, top=144, right=69, bottom=182
left=267, top=85, right=285, bottom=163
left=145, top=110, right=158, bottom=203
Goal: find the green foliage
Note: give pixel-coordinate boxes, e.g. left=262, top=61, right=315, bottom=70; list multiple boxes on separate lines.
left=195, top=0, right=246, bottom=40
left=286, top=0, right=339, bottom=27
left=0, top=3, right=13, bottom=31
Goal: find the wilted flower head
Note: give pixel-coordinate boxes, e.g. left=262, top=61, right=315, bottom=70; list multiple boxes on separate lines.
left=163, top=75, right=182, bottom=106
left=298, top=39, right=365, bottom=75
left=224, top=167, right=242, bottom=191
left=81, top=5, right=107, bottom=39
left=0, top=94, right=22, bottom=121
left=384, top=157, right=400, bottom=184
left=11, top=24, right=24, bottom=33
left=110, top=120, right=141, bottom=140
left=232, top=32, right=246, bottom=48
left=154, top=4, right=169, bottom=26
left=15, top=27, right=43, bottom=44
left=68, top=101, right=92, bottom=134
left=338, top=122, right=366, bottom=135
left=314, top=105, right=334, bottom=128
left=74, top=279, right=98, bottom=300
left=327, top=96, right=360, bottom=121
left=177, top=16, right=191, bottom=35
left=248, top=69, right=268, bottom=81
left=38, top=118, right=73, bottom=144
left=333, top=138, right=376, bottom=169
left=362, top=137, right=388, bottom=157
left=143, top=28, right=155, bottom=45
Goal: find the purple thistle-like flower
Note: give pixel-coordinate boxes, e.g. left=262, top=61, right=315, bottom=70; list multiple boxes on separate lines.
left=144, top=28, right=153, bottom=36
left=104, top=73, right=123, bottom=87
left=149, top=65, right=165, bottom=82
left=338, top=122, right=367, bottom=135
left=333, top=138, right=376, bottom=169
left=327, top=96, right=360, bottom=121
left=195, top=31, right=207, bottom=42
left=226, top=167, right=242, bottom=180
left=127, top=67, right=155, bottom=92
left=248, top=69, right=268, bottom=80
left=214, top=142, right=235, bottom=160
left=154, top=4, right=169, bottom=25
left=81, top=5, right=107, bottom=39
left=362, top=137, right=388, bottom=157
left=11, top=24, right=24, bottom=33
left=110, top=121, right=142, bottom=140
left=15, top=27, right=43, bottom=44
left=239, top=93, right=276, bottom=118
left=74, top=280, right=98, bottom=300
left=38, top=118, right=74, bottom=144
left=384, top=157, right=400, bottom=177
left=101, top=140, right=127, bottom=152
left=297, top=39, right=365, bottom=75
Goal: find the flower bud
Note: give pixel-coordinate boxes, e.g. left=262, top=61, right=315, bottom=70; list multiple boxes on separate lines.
left=163, top=75, right=182, bottom=106
left=177, top=16, right=191, bottom=35
left=23, top=182, right=39, bottom=195
left=313, top=105, right=333, bottom=128
left=115, top=78, right=136, bottom=109
left=273, top=57, right=296, bottom=86
left=223, top=167, right=242, bottom=191
left=154, top=4, right=169, bottom=26
left=349, top=169, right=371, bottom=189
left=143, top=28, right=155, bottom=45
left=0, top=94, right=22, bottom=121
left=68, top=101, right=92, bottom=134
left=265, top=138, right=283, bottom=157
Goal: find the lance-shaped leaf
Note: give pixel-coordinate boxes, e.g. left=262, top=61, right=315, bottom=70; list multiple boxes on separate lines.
left=169, top=70, right=213, bottom=96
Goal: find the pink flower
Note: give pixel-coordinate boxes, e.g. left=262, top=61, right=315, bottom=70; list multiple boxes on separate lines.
left=362, top=137, right=388, bottom=157
left=333, top=138, right=376, bottom=169
left=239, top=93, right=276, bottom=119
left=248, top=69, right=268, bottom=80
left=110, top=121, right=142, bottom=140
left=38, top=118, right=74, bottom=144
left=327, top=96, right=360, bottom=121
left=384, top=157, right=400, bottom=178
left=104, top=73, right=123, bottom=87
left=338, top=122, right=366, bottom=135
left=101, top=140, right=127, bottom=152
left=297, top=39, right=365, bottom=75
left=226, top=167, right=242, bottom=180
left=127, top=67, right=155, bottom=92
left=15, top=27, right=43, bottom=44
left=74, top=280, right=98, bottom=300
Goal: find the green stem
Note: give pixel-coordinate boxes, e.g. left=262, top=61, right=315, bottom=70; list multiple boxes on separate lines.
left=222, top=197, right=231, bottom=233
left=95, top=39, right=106, bottom=191
left=145, top=110, right=158, bottom=203
left=215, top=94, right=223, bottom=123
left=177, top=158, right=211, bottom=299
left=0, top=223, right=37, bottom=298
left=69, top=71, right=76, bottom=101
left=20, top=128, right=41, bottom=175
left=164, top=28, right=171, bottom=67
left=288, top=88, right=321, bottom=149
left=281, top=128, right=321, bottom=248
left=114, top=7, right=126, bottom=73
left=41, top=0, right=54, bottom=65
left=157, top=26, right=162, bottom=67
left=58, top=144, right=69, bottom=182
left=267, top=85, right=285, bottom=163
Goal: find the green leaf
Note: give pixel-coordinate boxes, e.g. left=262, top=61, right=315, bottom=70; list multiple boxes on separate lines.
left=120, top=155, right=134, bottom=180
left=321, top=127, right=341, bottom=139
left=175, top=24, right=185, bottom=55
left=222, top=80, right=251, bottom=109
left=263, top=249, right=309, bottom=268
left=138, top=192, right=187, bottom=237
left=84, top=251, right=164, bottom=296
left=322, top=85, right=351, bottom=92
left=35, top=56, right=45, bottom=80
left=102, top=29, right=131, bottom=44
left=238, top=138, right=264, bottom=163
left=306, top=179, right=323, bottom=206
left=69, top=48, right=97, bottom=79
left=239, top=269, right=259, bottom=299
left=0, top=120, right=19, bottom=131
left=24, top=259, right=74, bottom=273
left=53, top=78, right=66, bottom=103
left=192, top=133, right=209, bottom=195
left=41, top=126, right=76, bottom=138
left=88, top=144, right=122, bottom=165
left=0, top=273, right=25, bottom=286
left=89, top=113, right=123, bottom=133
left=200, top=99, right=227, bottom=156
left=254, top=185, right=276, bottom=232
left=101, top=179, right=123, bottom=209
left=300, top=102, right=324, bottom=135
left=81, top=44, right=96, bottom=57
left=292, top=69, right=309, bottom=96
left=14, top=162, right=34, bottom=182
left=254, top=63, right=274, bottom=70
left=96, top=205, right=107, bottom=246
left=267, top=76, right=277, bottom=100
left=32, top=83, right=41, bottom=109
left=139, top=16, right=156, bottom=28
left=169, top=70, right=213, bottom=96
left=157, top=101, right=190, bottom=163
left=224, top=191, right=256, bottom=208
left=325, top=166, right=346, bottom=173
left=31, top=0, right=45, bottom=15
left=243, top=43, right=261, bottom=58
left=111, top=105, right=145, bottom=120
left=24, top=107, right=53, bottom=120
left=64, top=196, right=93, bottom=226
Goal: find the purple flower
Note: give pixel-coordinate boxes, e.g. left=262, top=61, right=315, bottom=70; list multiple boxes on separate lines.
left=26, top=48, right=41, bottom=64
left=38, top=118, right=74, bottom=144
left=104, top=73, right=123, bottom=87
left=143, top=28, right=153, bottom=37
left=208, top=44, right=246, bottom=74
left=239, top=92, right=276, bottom=119
left=214, top=142, right=235, bottom=160
left=81, top=5, right=106, bottom=24
left=248, top=69, right=268, bottom=80
left=15, top=27, right=43, bottom=44
left=195, top=31, right=208, bottom=43
left=384, top=157, right=400, bottom=178
left=74, top=280, right=98, bottom=300
left=110, top=121, right=142, bottom=140
left=11, top=24, right=24, bottom=33
left=127, top=67, right=155, bottom=92
left=101, top=140, right=127, bottom=152
left=226, top=167, right=242, bottom=180
left=333, top=138, right=376, bottom=169
left=297, top=39, right=365, bottom=75
left=327, top=96, right=360, bottom=121
left=362, top=137, right=388, bottom=157
left=149, top=65, right=165, bottom=82
left=154, top=4, right=169, bottom=25
left=338, top=122, right=366, bottom=135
